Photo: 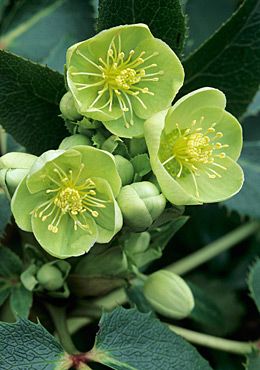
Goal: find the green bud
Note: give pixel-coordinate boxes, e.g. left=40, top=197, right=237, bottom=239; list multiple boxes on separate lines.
left=59, top=134, right=91, bottom=150
left=143, top=270, right=195, bottom=319
left=60, top=91, right=82, bottom=121
left=0, top=152, right=37, bottom=196
left=129, top=138, right=147, bottom=157
left=114, top=155, right=134, bottom=186
left=36, top=263, right=64, bottom=291
left=117, top=181, right=166, bottom=231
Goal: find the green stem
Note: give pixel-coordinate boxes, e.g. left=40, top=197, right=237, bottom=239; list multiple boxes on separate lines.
left=168, top=324, right=257, bottom=355
left=167, top=220, right=260, bottom=276
left=46, top=304, right=78, bottom=354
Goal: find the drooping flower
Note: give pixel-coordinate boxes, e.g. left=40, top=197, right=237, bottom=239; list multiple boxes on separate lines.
left=66, top=24, right=184, bottom=138
left=144, top=87, right=244, bottom=205
left=11, top=146, right=122, bottom=258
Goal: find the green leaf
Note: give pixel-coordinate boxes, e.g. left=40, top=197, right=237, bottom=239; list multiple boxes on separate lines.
left=0, top=319, right=67, bottom=369
left=224, top=141, right=260, bottom=218
left=188, top=282, right=224, bottom=331
left=130, top=154, right=151, bottom=180
left=0, top=189, right=11, bottom=237
left=248, top=259, right=260, bottom=312
left=244, top=90, right=260, bottom=118
left=91, top=307, right=212, bottom=370
left=245, top=352, right=260, bottom=370
left=181, top=0, right=260, bottom=118
left=97, top=0, right=187, bottom=56
left=0, top=50, right=67, bottom=155
left=0, top=0, right=95, bottom=72
left=0, top=246, right=23, bottom=277
left=10, top=284, right=33, bottom=318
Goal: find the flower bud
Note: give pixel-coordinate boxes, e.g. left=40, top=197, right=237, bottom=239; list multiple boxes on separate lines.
left=143, top=270, right=195, bottom=319
left=59, top=134, right=91, bottom=150
left=60, top=91, right=82, bottom=121
left=114, top=155, right=134, bottom=186
left=36, top=263, right=64, bottom=291
left=117, top=181, right=166, bottom=231
left=0, top=152, right=36, bottom=196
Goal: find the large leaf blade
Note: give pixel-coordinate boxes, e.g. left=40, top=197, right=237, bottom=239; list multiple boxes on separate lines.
left=91, top=307, right=212, bottom=370
left=97, top=0, right=187, bottom=56
left=0, top=50, right=67, bottom=155
left=181, top=0, right=260, bottom=118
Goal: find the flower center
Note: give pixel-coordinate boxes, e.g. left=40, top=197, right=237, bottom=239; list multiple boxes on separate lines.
left=159, top=117, right=229, bottom=197
left=72, top=33, right=164, bottom=128
left=32, top=163, right=107, bottom=234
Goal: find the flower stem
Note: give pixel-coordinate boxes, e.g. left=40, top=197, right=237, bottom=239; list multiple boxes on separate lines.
left=46, top=304, right=78, bottom=354
left=168, top=324, right=257, bottom=355
left=167, top=220, right=260, bottom=275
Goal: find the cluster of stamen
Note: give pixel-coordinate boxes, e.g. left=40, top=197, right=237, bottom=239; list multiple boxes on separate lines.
left=31, top=163, right=107, bottom=234
left=72, top=33, right=164, bottom=128
left=161, top=117, right=229, bottom=197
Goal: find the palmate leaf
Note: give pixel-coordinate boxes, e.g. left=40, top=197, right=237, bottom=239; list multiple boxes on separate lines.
left=180, top=0, right=260, bottom=118
left=0, top=50, right=67, bottom=155
left=224, top=141, right=260, bottom=218
left=91, top=307, right=212, bottom=370
left=0, top=319, right=67, bottom=370
left=97, top=0, right=187, bottom=56
left=248, top=259, right=260, bottom=312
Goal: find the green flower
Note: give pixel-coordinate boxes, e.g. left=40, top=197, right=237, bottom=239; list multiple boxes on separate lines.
left=66, top=24, right=184, bottom=138
left=11, top=146, right=122, bottom=258
left=144, top=88, right=244, bottom=205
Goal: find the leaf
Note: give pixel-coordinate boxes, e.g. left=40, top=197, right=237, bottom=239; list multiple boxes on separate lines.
left=244, top=90, right=260, bottom=118
left=97, top=0, right=187, bottom=56
left=91, top=307, right=212, bottom=370
left=130, top=154, right=151, bottom=179
left=245, top=352, right=260, bottom=370
left=0, top=50, right=67, bottom=155
left=224, top=141, right=260, bottom=218
left=0, top=189, right=11, bottom=237
left=248, top=259, right=260, bottom=312
left=0, top=319, right=67, bottom=370
left=10, top=284, right=33, bottom=318
left=181, top=0, right=260, bottom=118
left=0, top=0, right=95, bottom=72
left=0, top=246, right=23, bottom=277
left=188, top=282, right=224, bottom=331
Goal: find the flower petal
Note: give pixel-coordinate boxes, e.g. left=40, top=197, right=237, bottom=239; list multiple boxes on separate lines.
left=103, top=112, right=145, bottom=138
left=31, top=212, right=98, bottom=259
left=132, top=38, right=184, bottom=119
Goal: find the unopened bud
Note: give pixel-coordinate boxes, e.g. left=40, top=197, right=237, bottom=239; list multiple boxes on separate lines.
left=59, top=134, right=91, bottom=150
left=117, top=181, right=166, bottom=231
left=36, top=263, right=64, bottom=291
left=60, top=91, right=82, bottom=121
left=114, top=155, right=134, bottom=186
left=143, top=270, right=194, bottom=319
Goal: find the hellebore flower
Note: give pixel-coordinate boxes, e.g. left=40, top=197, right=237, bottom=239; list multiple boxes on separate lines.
left=144, top=87, right=244, bottom=205
left=11, top=146, right=122, bottom=258
left=66, top=24, right=184, bottom=138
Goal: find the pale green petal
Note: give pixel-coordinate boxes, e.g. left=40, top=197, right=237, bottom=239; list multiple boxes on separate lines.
left=177, top=156, right=244, bottom=203
left=67, top=24, right=152, bottom=120
left=103, top=112, right=144, bottom=138
left=144, top=110, right=198, bottom=205
left=214, top=111, right=243, bottom=161
left=165, top=88, right=226, bottom=134
left=31, top=213, right=98, bottom=259
left=92, top=177, right=122, bottom=243
left=74, top=146, right=121, bottom=197
left=11, top=177, right=42, bottom=232
left=27, top=149, right=81, bottom=193
left=132, top=38, right=184, bottom=119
